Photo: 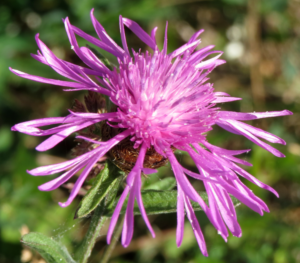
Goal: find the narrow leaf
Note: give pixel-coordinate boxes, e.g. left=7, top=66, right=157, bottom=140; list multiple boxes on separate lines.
left=21, top=232, right=75, bottom=263
left=144, top=177, right=177, bottom=191
left=103, top=190, right=240, bottom=216
left=75, top=161, right=125, bottom=219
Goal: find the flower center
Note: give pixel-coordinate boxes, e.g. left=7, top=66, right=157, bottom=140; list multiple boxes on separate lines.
left=101, top=122, right=169, bottom=173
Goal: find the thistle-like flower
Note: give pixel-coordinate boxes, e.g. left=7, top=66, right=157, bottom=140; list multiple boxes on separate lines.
left=10, top=9, right=292, bottom=256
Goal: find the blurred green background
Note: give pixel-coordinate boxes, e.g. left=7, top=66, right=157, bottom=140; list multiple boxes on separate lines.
left=1, top=0, right=299, bottom=262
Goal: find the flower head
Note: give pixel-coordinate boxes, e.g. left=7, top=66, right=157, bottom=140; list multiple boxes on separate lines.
left=10, top=9, right=292, bottom=256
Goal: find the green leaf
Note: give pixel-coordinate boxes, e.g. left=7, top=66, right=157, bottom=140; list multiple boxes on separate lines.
left=103, top=190, right=240, bottom=216
left=21, top=232, right=75, bottom=263
left=75, top=161, right=124, bottom=219
left=144, top=177, right=177, bottom=191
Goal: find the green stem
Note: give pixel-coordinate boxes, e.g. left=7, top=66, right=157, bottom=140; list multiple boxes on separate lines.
left=75, top=162, right=124, bottom=263
left=76, top=205, right=107, bottom=263
left=100, top=216, right=124, bottom=263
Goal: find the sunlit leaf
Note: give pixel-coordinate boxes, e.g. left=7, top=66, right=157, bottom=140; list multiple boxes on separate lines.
left=75, top=161, right=124, bottom=219
left=103, top=190, right=240, bottom=216
left=143, top=177, right=177, bottom=191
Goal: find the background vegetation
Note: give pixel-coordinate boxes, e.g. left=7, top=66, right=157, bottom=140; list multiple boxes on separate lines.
left=1, top=0, right=299, bottom=262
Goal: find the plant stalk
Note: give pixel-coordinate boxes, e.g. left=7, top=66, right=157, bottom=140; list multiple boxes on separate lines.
left=100, top=216, right=124, bottom=263
left=76, top=204, right=107, bottom=263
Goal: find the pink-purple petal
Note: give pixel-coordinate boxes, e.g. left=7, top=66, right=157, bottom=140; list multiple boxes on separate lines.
left=163, top=22, right=168, bottom=55
left=9, top=68, right=88, bottom=89
left=176, top=185, right=185, bottom=247
left=204, top=182, right=228, bottom=241
left=119, top=15, right=130, bottom=55
left=142, top=168, right=158, bottom=175
left=38, top=160, right=87, bottom=191
left=12, top=117, right=67, bottom=135
left=107, top=186, right=130, bottom=244
left=188, top=29, right=204, bottom=43
left=212, top=96, right=242, bottom=103
left=90, top=9, right=125, bottom=57
left=28, top=154, right=87, bottom=176
left=135, top=175, right=155, bottom=238
left=35, top=119, right=100, bottom=151
left=170, top=40, right=201, bottom=58
left=121, top=185, right=136, bottom=247
left=123, top=18, right=157, bottom=50
left=250, top=110, right=292, bottom=119
left=184, top=195, right=208, bottom=256
left=195, top=53, right=223, bottom=69
left=217, top=119, right=285, bottom=157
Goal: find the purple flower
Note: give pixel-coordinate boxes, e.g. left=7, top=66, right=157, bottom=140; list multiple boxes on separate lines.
left=10, top=9, right=292, bottom=255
